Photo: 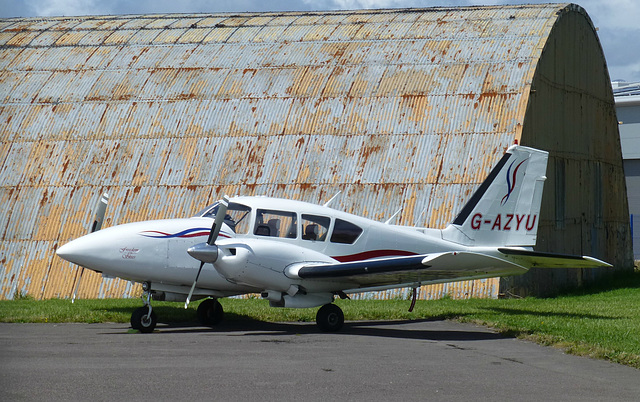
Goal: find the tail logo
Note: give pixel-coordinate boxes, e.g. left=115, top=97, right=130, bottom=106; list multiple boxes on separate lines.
left=501, top=158, right=528, bottom=206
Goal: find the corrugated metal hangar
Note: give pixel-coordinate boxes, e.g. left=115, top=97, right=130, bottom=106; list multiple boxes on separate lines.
left=0, top=4, right=632, bottom=300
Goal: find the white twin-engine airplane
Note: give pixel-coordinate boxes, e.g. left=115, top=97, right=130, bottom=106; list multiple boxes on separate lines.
left=57, top=145, right=611, bottom=332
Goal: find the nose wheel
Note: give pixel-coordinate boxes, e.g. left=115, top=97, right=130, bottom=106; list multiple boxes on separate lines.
left=197, top=298, right=224, bottom=326
left=131, top=284, right=157, bottom=333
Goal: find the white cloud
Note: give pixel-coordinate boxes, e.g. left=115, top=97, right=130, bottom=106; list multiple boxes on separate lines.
left=24, top=0, right=109, bottom=16
left=579, top=0, right=640, bottom=31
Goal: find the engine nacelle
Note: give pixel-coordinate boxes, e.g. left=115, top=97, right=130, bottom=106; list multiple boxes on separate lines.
left=267, top=292, right=334, bottom=308
left=151, top=291, right=203, bottom=302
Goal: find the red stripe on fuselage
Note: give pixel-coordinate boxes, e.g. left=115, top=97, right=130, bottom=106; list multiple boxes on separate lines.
left=332, top=249, right=418, bottom=263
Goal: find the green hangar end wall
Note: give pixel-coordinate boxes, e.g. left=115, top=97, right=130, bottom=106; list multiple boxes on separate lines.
left=0, top=4, right=631, bottom=300
left=510, top=5, right=632, bottom=296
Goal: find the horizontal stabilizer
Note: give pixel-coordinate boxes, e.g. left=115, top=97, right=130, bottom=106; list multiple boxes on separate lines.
left=497, top=248, right=612, bottom=268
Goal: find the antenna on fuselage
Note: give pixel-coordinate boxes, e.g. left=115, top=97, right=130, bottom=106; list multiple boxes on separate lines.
left=322, top=191, right=342, bottom=208
left=414, top=208, right=426, bottom=226
left=384, top=208, right=402, bottom=225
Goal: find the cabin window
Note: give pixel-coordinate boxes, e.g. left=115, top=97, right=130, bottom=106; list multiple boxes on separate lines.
left=254, top=209, right=297, bottom=238
left=225, top=203, right=252, bottom=234
left=301, top=214, right=330, bottom=241
left=330, top=219, right=362, bottom=244
left=195, top=202, right=251, bottom=234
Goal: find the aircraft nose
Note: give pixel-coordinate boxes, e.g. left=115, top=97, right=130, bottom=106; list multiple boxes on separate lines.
left=56, top=235, right=96, bottom=267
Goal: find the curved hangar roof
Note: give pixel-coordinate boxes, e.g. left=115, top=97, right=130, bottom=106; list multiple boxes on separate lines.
left=0, top=4, right=629, bottom=299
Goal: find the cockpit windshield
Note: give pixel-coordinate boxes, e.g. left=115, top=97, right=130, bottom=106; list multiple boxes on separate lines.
left=194, top=202, right=252, bottom=234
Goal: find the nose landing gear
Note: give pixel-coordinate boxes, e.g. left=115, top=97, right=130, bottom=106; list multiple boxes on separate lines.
left=131, top=282, right=157, bottom=333
left=197, top=298, right=224, bottom=326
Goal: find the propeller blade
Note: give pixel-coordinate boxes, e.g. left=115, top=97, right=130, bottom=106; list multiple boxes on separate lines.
left=71, top=267, right=84, bottom=304
left=72, top=192, right=109, bottom=303
left=185, top=261, right=205, bottom=309
left=90, top=193, right=109, bottom=233
left=185, top=195, right=229, bottom=309
left=207, top=195, right=229, bottom=245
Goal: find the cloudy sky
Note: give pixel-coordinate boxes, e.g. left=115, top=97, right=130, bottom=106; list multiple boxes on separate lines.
left=1, top=0, right=638, bottom=82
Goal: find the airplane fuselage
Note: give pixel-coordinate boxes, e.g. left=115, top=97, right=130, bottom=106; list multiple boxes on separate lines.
left=59, top=196, right=479, bottom=298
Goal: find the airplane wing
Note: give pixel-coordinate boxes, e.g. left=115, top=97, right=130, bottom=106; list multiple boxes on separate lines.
left=289, top=249, right=611, bottom=289
left=289, top=252, right=530, bottom=289
left=497, top=247, right=612, bottom=268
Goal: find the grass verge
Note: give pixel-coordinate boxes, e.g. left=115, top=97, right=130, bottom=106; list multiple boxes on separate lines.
left=1, top=270, right=639, bottom=369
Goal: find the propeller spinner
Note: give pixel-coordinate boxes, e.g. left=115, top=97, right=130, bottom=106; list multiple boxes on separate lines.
left=184, top=195, right=230, bottom=308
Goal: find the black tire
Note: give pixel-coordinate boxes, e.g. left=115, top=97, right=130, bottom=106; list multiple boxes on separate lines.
left=316, top=303, right=344, bottom=332
left=197, top=298, right=224, bottom=326
left=131, top=307, right=157, bottom=333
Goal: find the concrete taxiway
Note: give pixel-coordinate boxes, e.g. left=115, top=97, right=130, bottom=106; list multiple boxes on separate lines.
left=1, top=320, right=638, bottom=401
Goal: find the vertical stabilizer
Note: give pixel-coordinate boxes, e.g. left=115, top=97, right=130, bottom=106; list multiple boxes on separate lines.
left=442, top=145, right=548, bottom=247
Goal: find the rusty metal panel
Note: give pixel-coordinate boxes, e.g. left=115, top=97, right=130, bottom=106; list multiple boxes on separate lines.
left=72, top=18, right=123, bottom=30
left=178, top=27, right=213, bottom=44
left=0, top=20, right=16, bottom=30
left=152, top=27, right=187, bottom=44
left=391, top=10, right=424, bottom=24
left=218, top=15, right=252, bottom=27
left=145, top=17, right=179, bottom=29
left=118, top=18, right=152, bottom=30
left=104, top=29, right=136, bottom=45
left=27, top=30, right=65, bottom=47
left=3, top=5, right=616, bottom=300
left=264, top=15, right=298, bottom=26
left=0, top=31, right=14, bottom=45
left=2, top=71, right=41, bottom=102
left=227, top=25, right=264, bottom=43
left=74, top=30, right=106, bottom=46
left=126, top=28, right=161, bottom=45
left=244, top=16, right=275, bottom=27
left=203, top=26, right=236, bottom=43
left=48, top=18, right=83, bottom=31
left=194, top=16, right=226, bottom=28
left=45, top=46, right=98, bottom=71
left=2, top=30, right=39, bottom=46
left=53, top=30, right=88, bottom=46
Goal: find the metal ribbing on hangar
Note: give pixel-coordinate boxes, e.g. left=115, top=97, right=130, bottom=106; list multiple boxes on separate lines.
left=0, top=4, right=630, bottom=300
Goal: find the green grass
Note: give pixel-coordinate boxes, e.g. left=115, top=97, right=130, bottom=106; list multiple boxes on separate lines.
left=1, top=270, right=639, bottom=368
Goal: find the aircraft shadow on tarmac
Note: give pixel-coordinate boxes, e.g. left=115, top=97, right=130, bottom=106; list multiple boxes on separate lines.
left=103, top=302, right=614, bottom=341
left=109, top=317, right=508, bottom=342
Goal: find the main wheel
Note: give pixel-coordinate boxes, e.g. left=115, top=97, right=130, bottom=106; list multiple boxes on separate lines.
left=197, top=298, right=224, bottom=326
left=316, top=303, right=344, bottom=332
left=131, top=307, right=157, bottom=333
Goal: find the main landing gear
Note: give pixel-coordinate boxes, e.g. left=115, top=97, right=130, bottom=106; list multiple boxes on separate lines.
left=131, top=283, right=157, bottom=333
left=316, top=303, right=344, bottom=332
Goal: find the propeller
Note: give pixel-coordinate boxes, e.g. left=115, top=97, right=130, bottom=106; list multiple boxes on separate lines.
left=185, top=195, right=229, bottom=309
left=72, top=192, right=109, bottom=303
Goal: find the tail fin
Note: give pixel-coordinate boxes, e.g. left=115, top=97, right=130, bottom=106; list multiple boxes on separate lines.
left=442, top=145, right=548, bottom=247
